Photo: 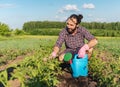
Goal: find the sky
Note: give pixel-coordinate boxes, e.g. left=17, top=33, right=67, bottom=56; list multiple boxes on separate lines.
left=0, top=0, right=120, bottom=29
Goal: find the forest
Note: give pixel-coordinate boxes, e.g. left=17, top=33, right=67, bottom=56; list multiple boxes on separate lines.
left=0, top=21, right=120, bottom=37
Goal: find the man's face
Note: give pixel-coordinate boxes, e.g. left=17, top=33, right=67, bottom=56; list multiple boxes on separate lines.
left=66, top=18, right=77, bottom=34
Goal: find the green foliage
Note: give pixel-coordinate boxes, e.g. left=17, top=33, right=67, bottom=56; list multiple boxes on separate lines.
left=0, top=22, right=10, bottom=36
left=81, top=22, right=120, bottom=30
left=0, top=36, right=120, bottom=87
left=89, top=37, right=120, bottom=87
left=23, top=21, right=65, bottom=32
left=29, top=28, right=61, bottom=35
left=0, top=38, right=45, bottom=65
left=13, top=29, right=26, bottom=35
left=1, top=32, right=11, bottom=37
left=23, top=28, right=120, bottom=37
left=0, top=70, right=8, bottom=87
left=0, top=22, right=10, bottom=32
left=12, top=55, right=61, bottom=87
left=23, top=21, right=120, bottom=31
left=9, top=37, right=61, bottom=87
left=97, top=37, right=120, bottom=58
left=89, top=52, right=120, bottom=87
left=89, top=29, right=120, bottom=37
left=22, top=21, right=120, bottom=36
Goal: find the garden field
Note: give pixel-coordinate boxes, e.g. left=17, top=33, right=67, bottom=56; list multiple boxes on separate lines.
left=0, top=35, right=120, bottom=87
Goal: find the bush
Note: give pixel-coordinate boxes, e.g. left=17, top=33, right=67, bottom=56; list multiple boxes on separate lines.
left=14, top=29, right=26, bottom=35
left=1, top=32, right=11, bottom=37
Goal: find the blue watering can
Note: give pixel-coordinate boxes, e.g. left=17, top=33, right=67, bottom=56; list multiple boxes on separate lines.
left=71, top=54, right=88, bottom=78
left=64, top=53, right=88, bottom=78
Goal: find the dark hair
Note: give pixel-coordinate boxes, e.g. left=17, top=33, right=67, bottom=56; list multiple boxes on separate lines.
left=69, top=14, right=83, bottom=24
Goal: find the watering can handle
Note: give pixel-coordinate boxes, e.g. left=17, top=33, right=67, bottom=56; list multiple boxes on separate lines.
left=74, top=54, right=79, bottom=59
left=74, top=54, right=85, bottom=59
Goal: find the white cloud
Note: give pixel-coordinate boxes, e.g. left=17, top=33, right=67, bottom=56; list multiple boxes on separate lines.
left=94, top=18, right=106, bottom=22
left=83, top=3, right=95, bottom=9
left=0, top=4, right=14, bottom=8
left=55, top=15, right=59, bottom=19
left=59, top=4, right=79, bottom=13
left=64, top=4, right=79, bottom=11
left=59, top=16, right=67, bottom=21
left=55, top=15, right=67, bottom=21
left=87, top=14, right=93, bottom=17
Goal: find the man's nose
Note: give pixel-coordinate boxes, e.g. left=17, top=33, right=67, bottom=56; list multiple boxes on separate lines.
left=67, top=25, right=70, bottom=28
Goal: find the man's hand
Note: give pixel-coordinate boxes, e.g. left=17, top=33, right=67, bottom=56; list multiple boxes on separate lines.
left=49, top=52, right=57, bottom=59
left=78, top=44, right=89, bottom=58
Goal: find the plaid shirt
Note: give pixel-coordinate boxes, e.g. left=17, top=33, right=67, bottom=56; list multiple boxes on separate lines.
left=55, top=26, right=94, bottom=51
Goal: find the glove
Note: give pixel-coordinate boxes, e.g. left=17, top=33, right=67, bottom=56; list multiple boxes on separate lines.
left=49, top=52, right=57, bottom=59
left=78, top=44, right=89, bottom=58
left=52, top=52, right=56, bottom=57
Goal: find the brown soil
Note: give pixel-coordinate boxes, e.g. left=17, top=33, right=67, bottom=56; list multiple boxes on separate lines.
left=0, top=53, right=33, bottom=71
left=57, top=63, right=97, bottom=87
left=0, top=55, right=24, bottom=71
left=8, top=79, right=20, bottom=87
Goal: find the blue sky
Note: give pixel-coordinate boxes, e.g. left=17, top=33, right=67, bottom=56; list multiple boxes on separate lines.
left=0, top=0, right=120, bottom=29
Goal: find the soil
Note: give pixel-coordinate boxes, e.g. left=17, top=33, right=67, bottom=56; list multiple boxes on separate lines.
left=57, top=62, right=97, bottom=87
left=0, top=55, right=24, bottom=71
left=0, top=52, right=32, bottom=71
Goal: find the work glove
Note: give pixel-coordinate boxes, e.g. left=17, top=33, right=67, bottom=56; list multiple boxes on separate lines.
left=78, top=44, right=89, bottom=58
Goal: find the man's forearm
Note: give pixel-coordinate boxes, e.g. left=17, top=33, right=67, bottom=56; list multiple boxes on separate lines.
left=53, top=46, right=60, bottom=54
left=87, top=38, right=98, bottom=48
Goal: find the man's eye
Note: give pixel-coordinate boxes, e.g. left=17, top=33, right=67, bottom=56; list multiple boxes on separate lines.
left=66, top=22, right=74, bottom=26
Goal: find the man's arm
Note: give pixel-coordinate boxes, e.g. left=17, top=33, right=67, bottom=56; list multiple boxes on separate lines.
left=87, top=38, right=98, bottom=48
left=51, top=29, right=66, bottom=58
left=53, top=46, right=60, bottom=55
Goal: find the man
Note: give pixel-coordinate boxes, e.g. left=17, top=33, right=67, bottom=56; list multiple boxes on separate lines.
left=51, top=14, right=98, bottom=61
left=50, top=14, right=98, bottom=87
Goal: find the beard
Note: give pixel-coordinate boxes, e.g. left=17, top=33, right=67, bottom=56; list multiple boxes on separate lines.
left=67, top=26, right=77, bottom=34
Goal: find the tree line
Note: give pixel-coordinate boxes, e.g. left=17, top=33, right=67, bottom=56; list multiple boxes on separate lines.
left=0, top=21, right=120, bottom=37
left=22, top=21, right=120, bottom=36
left=23, top=21, right=120, bottom=31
